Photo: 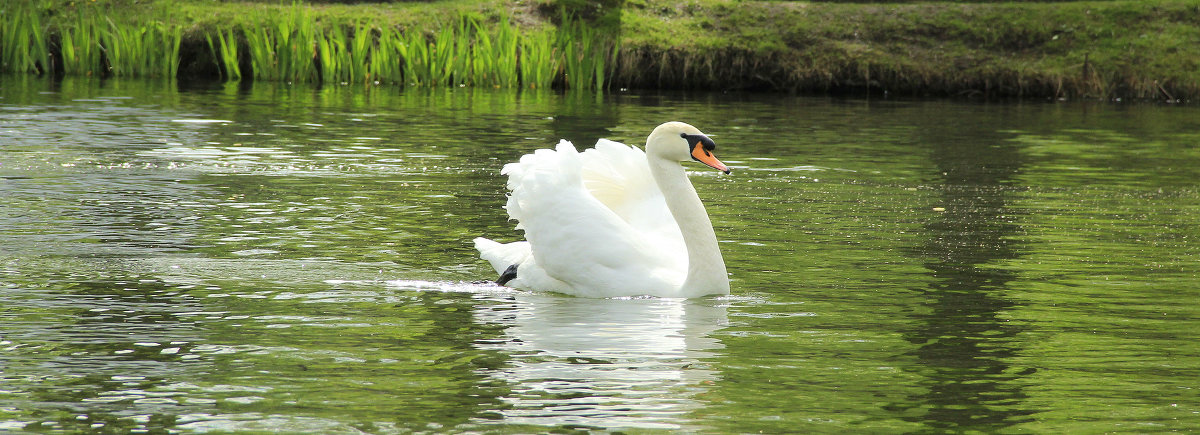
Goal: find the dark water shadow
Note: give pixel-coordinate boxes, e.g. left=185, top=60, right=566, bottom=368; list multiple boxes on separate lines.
left=889, top=104, right=1037, bottom=432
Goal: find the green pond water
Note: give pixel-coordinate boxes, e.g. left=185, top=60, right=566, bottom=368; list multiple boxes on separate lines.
left=1, top=76, right=1199, bottom=433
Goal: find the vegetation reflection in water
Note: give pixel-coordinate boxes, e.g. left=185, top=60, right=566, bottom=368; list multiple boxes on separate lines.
left=0, top=76, right=1198, bottom=433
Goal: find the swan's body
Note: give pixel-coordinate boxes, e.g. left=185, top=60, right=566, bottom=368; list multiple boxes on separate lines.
left=474, top=122, right=731, bottom=298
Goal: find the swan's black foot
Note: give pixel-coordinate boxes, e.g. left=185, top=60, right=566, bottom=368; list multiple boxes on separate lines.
left=496, top=264, right=519, bottom=286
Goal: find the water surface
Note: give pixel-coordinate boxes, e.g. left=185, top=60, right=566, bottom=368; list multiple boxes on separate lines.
left=2, top=76, right=1198, bottom=433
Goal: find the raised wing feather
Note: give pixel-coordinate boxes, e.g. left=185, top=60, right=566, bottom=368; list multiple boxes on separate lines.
left=501, top=140, right=685, bottom=296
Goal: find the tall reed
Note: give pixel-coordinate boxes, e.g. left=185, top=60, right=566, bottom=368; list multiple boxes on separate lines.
left=469, top=16, right=519, bottom=88
left=242, top=25, right=273, bottom=81
left=317, top=23, right=375, bottom=84
left=316, top=25, right=345, bottom=83
left=59, top=10, right=104, bottom=76
left=18, top=4, right=619, bottom=91
left=1, top=6, right=50, bottom=74
left=207, top=11, right=620, bottom=91
left=372, top=26, right=404, bottom=84
left=100, top=20, right=182, bottom=78
left=158, top=24, right=183, bottom=78
left=243, top=5, right=317, bottom=82
left=519, top=28, right=557, bottom=90
left=276, top=7, right=318, bottom=82
left=434, top=18, right=471, bottom=87
left=348, top=23, right=373, bottom=83
left=206, top=28, right=241, bottom=81
left=0, top=5, right=181, bottom=78
left=557, top=14, right=617, bottom=91
left=394, top=27, right=428, bottom=86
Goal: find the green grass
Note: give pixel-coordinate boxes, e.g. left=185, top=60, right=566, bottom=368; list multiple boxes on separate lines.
left=615, top=0, right=1200, bottom=99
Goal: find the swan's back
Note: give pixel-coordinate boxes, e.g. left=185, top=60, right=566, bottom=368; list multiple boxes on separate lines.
left=479, top=139, right=686, bottom=296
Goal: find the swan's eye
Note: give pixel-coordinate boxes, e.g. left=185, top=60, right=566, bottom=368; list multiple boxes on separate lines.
left=681, top=133, right=716, bottom=153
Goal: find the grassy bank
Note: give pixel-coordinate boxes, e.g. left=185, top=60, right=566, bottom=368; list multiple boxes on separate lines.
left=1, top=0, right=1197, bottom=99
left=619, top=0, right=1200, bottom=99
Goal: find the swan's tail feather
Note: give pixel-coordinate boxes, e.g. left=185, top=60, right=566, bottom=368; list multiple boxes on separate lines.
left=473, top=237, right=530, bottom=275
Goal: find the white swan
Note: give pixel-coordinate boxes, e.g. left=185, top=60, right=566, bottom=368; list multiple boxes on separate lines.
left=473, top=121, right=731, bottom=298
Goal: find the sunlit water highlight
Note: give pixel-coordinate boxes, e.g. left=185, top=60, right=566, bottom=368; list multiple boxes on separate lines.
left=1, top=76, right=1198, bottom=433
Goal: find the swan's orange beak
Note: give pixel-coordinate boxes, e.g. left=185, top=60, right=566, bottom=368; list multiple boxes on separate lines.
left=691, top=143, right=730, bottom=174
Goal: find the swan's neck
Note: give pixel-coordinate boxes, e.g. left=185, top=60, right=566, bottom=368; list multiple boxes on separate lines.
left=648, top=156, right=730, bottom=296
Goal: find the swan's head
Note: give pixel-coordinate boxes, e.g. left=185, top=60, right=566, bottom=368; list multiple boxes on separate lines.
left=647, top=121, right=730, bottom=174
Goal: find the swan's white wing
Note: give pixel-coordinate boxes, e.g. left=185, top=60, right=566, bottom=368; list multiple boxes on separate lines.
left=501, top=140, right=685, bottom=296
left=580, top=139, right=686, bottom=263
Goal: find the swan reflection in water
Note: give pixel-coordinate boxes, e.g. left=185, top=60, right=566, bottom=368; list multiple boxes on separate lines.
left=472, top=293, right=729, bottom=430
